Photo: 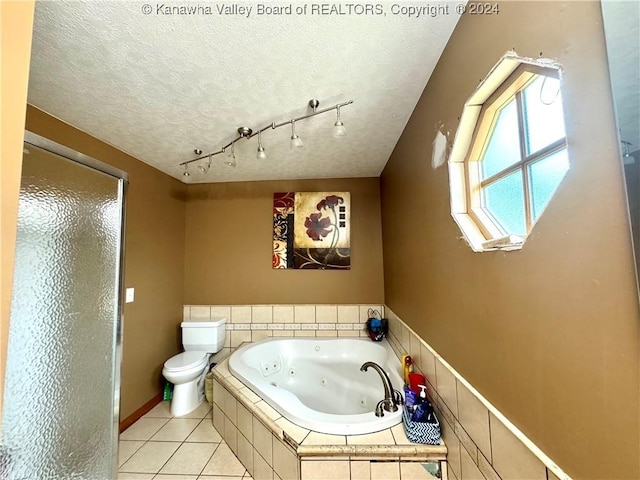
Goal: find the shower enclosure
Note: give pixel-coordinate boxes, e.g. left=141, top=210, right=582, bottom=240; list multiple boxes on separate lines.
left=1, top=132, right=127, bottom=479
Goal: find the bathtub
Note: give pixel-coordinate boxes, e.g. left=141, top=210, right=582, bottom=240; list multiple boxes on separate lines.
left=228, top=337, right=404, bottom=435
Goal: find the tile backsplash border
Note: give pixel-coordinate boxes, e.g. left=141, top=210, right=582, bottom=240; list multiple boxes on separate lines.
left=384, top=305, right=571, bottom=480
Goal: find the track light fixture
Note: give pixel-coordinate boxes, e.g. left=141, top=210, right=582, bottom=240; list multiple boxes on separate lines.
left=622, top=140, right=635, bottom=165
left=178, top=98, right=353, bottom=175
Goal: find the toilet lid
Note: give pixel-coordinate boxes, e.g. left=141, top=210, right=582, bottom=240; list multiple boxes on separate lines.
left=164, top=351, right=209, bottom=372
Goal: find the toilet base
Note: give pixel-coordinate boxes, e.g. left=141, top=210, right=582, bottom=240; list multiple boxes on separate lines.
left=170, top=372, right=206, bottom=417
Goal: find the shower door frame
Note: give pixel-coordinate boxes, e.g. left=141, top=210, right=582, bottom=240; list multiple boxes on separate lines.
left=21, top=130, right=128, bottom=476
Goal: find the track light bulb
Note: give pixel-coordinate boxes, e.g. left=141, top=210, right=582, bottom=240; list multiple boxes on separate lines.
left=290, top=121, right=303, bottom=149
left=225, top=144, right=237, bottom=168
left=183, top=164, right=190, bottom=177
left=198, top=154, right=212, bottom=173
left=257, top=131, right=268, bottom=159
left=333, top=106, right=346, bottom=137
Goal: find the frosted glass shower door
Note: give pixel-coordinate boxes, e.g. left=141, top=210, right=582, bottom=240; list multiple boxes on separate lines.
left=2, top=137, right=126, bottom=480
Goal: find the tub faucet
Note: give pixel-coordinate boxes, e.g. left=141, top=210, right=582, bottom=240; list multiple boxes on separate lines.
left=360, top=361, right=403, bottom=417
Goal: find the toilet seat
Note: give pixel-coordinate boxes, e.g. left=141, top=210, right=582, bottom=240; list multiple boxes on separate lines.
left=164, top=351, right=209, bottom=372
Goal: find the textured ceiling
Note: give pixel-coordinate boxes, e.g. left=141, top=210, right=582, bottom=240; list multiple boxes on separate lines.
left=28, top=1, right=462, bottom=183
left=602, top=0, right=640, bottom=153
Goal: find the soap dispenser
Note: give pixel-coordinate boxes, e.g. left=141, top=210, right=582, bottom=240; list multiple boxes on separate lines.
left=411, top=385, right=429, bottom=422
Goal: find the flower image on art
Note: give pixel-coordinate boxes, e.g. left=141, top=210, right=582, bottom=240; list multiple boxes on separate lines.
left=273, top=192, right=351, bottom=269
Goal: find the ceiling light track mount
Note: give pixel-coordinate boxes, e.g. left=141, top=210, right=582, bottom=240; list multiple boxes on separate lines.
left=180, top=98, right=353, bottom=175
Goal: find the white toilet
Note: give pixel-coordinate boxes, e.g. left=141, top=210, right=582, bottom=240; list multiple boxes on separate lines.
left=162, top=317, right=226, bottom=417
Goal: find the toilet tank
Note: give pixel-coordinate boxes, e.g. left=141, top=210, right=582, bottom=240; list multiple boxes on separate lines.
left=181, top=317, right=226, bottom=352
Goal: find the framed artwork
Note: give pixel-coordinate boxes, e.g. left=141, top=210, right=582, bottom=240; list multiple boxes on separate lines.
left=273, top=192, right=351, bottom=269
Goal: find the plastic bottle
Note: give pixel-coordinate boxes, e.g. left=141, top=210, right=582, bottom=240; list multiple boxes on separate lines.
left=411, top=385, right=429, bottom=422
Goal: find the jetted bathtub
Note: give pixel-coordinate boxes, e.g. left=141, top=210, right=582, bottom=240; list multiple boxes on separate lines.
left=228, top=337, right=404, bottom=435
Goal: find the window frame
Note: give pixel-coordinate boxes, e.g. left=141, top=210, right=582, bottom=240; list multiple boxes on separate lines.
left=448, top=53, right=567, bottom=252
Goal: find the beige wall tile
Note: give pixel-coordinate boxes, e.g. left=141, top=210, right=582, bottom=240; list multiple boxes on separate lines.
left=419, top=344, right=437, bottom=387
left=222, top=388, right=237, bottom=425
left=371, top=461, right=400, bottom=480
left=252, top=330, right=273, bottom=342
left=272, top=330, right=293, bottom=337
left=272, top=436, right=298, bottom=480
left=346, top=428, right=396, bottom=445
left=210, top=305, right=231, bottom=319
left=547, top=468, right=563, bottom=480
left=213, top=404, right=224, bottom=434
left=231, top=306, right=252, bottom=323
left=435, top=359, right=458, bottom=417
left=224, top=416, right=238, bottom=454
left=253, top=417, right=273, bottom=466
left=477, top=452, right=500, bottom=480
left=237, top=403, right=253, bottom=443
left=360, top=305, right=383, bottom=323
left=231, top=330, right=252, bottom=348
left=454, top=421, right=478, bottom=465
left=337, top=305, right=359, bottom=323
left=294, top=330, right=316, bottom=337
left=489, top=413, right=546, bottom=480
left=294, top=305, right=316, bottom=323
left=183, top=306, right=190, bottom=321
left=409, top=332, right=422, bottom=361
left=253, top=449, right=274, bottom=480
left=447, top=461, right=458, bottom=480
left=350, top=461, right=371, bottom=480
left=253, top=306, right=273, bottom=323
left=191, top=306, right=212, bottom=318
left=399, top=324, right=411, bottom=354
left=440, top=417, right=461, bottom=480
left=316, top=305, right=338, bottom=323
left=337, top=329, right=360, bottom=337
left=301, top=460, right=350, bottom=480
left=273, top=305, right=294, bottom=323
left=238, top=432, right=254, bottom=476
left=460, top=446, right=483, bottom=480
left=456, top=380, right=491, bottom=462
left=303, top=431, right=346, bottom=445
left=400, top=461, right=438, bottom=479
left=275, top=417, right=310, bottom=444
left=316, top=330, right=337, bottom=337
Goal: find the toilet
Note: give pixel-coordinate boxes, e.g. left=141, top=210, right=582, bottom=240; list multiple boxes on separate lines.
left=162, top=317, right=226, bottom=417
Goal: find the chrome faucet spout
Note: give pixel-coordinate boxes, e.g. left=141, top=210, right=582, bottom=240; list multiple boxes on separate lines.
left=360, top=361, right=400, bottom=416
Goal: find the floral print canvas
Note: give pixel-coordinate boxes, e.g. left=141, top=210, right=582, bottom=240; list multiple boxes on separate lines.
left=273, top=192, right=351, bottom=269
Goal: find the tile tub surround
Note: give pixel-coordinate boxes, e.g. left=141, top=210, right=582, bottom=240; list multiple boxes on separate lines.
left=384, top=306, right=571, bottom=480
left=183, top=305, right=385, bottom=348
left=211, top=357, right=447, bottom=480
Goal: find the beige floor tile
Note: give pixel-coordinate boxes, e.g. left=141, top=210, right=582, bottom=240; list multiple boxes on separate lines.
left=117, top=473, right=154, bottom=480
left=186, top=418, right=223, bottom=443
left=119, top=441, right=181, bottom=473
left=159, top=442, right=217, bottom=475
left=302, top=432, right=346, bottom=445
left=143, top=400, right=173, bottom=418
left=346, top=428, right=395, bottom=445
left=201, top=442, right=247, bottom=476
left=198, top=476, right=245, bottom=480
left=151, top=418, right=201, bottom=441
left=120, top=418, right=170, bottom=441
left=119, top=440, right=144, bottom=467
left=155, top=475, right=198, bottom=480
left=181, top=400, right=213, bottom=419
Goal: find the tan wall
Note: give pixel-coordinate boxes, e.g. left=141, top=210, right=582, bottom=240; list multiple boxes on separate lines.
left=380, top=2, right=640, bottom=479
left=25, top=106, right=187, bottom=419
left=0, top=0, right=35, bottom=419
left=184, top=178, right=384, bottom=305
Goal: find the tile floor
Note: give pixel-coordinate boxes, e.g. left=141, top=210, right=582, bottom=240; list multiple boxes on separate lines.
left=119, top=400, right=252, bottom=480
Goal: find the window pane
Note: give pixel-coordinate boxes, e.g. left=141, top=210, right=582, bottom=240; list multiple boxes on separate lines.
left=523, top=76, right=566, bottom=155
left=529, top=148, right=569, bottom=222
left=481, top=99, right=521, bottom=179
left=482, top=170, right=526, bottom=236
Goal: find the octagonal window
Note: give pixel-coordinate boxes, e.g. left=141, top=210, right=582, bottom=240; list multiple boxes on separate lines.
left=448, top=53, right=569, bottom=251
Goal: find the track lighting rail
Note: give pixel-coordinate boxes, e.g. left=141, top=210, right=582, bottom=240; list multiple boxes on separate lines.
left=179, top=99, right=353, bottom=167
